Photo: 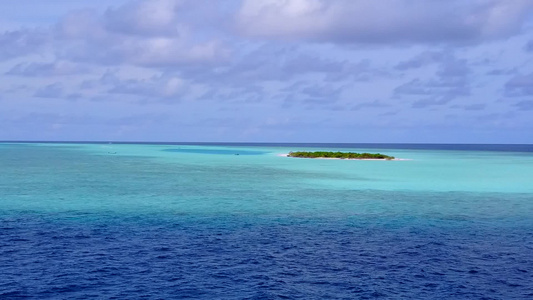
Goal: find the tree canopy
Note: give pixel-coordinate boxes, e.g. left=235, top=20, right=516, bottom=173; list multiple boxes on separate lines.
left=288, top=151, right=395, bottom=160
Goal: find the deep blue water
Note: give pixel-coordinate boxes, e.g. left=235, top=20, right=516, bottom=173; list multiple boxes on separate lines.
left=1, top=143, right=532, bottom=299
left=2, top=214, right=532, bottom=299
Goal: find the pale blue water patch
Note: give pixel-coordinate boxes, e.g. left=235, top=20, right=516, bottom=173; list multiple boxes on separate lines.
left=1, top=142, right=532, bottom=299
left=279, top=148, right=533, bottom=194
left=7, top=143, right=531, bottom=195
left=1, top=143, right=532, bottom=215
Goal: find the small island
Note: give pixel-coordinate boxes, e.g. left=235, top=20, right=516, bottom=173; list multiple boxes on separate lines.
left=287, top=151, right=395, bottom=160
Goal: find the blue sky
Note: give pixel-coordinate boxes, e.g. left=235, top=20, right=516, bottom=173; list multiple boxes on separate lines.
left=1, top=0, right=532, bottom=143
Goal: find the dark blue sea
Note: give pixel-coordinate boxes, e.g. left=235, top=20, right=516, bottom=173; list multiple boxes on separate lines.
left=1, top=143, right=532, bottom=299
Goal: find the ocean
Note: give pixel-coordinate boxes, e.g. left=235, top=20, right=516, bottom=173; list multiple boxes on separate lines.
left=1, top=142, right=532, bottom=299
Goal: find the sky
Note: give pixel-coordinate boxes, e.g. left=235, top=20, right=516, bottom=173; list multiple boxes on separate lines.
left=1, top=0, right=532, bottom=143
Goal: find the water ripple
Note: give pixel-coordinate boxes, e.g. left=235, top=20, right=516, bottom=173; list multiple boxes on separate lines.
left=1, top=216, right=532, bottom=299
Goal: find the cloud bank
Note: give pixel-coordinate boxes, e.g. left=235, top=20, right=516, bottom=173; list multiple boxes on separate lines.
left=0, top=0, right=532, bottom=143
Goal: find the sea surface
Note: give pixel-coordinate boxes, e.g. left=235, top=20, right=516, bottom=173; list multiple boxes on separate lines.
left=1, top=142, right=532, bottom=299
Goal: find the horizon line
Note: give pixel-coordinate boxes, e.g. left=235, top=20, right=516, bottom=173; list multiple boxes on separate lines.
left=1, top=140, right=531, bottom=145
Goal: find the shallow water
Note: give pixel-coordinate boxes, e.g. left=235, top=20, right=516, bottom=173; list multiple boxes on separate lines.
left=1, top=143, right=532, bottom=299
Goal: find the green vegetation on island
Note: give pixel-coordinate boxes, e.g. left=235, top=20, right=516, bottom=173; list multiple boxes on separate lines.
left=288, top=151, right=395, bottom=160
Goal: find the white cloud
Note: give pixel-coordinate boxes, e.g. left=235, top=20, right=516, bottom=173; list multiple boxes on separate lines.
left=237, top=0, right=326, bottom=38
left=34, top=83, right=64, bottom=98
left=0, top=29, right=49, bottom=61
left=103, top=0, right=184, bottom=37
left=6, top=61, right=88, bottom=77
left=106, top=73, right=189, bottom=99
left=2, top=0, right=231, bottom=68
left=505, top=73, right=533, bottom=96
left=236, top=0, right=533, bottom=44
